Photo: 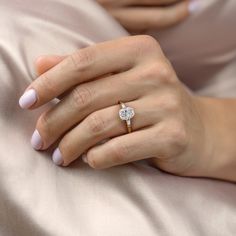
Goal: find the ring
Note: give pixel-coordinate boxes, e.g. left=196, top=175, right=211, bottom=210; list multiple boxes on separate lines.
left=118, top=101, right=135, bottom=133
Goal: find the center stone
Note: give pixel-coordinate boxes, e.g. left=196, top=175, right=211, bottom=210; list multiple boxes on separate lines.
left=119, top=107, right=135, bottom=121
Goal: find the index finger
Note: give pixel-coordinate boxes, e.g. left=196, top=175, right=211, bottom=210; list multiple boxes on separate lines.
left=19, top=35, right=161, bottom=110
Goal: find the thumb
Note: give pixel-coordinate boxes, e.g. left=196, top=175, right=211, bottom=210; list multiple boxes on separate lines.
left=35, top=55, right=66, bottom=75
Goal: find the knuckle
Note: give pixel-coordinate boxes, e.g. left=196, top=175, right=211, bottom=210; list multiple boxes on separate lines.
left=132, top=35, right=160, bottom=57
left=155, top=62, right=174, bottom=82
left=137, top=35, right=160, bottom=50
left=69, top=48, right=94, bottom=71
left=168, top=122, right=188, bottom=151
left=139, top=62, right=175, bottom=86
left=140, top=64, right=158, bottom=81
left=159, top=93, right=180, bottom=112
left=39, top=73, right=57, bottom=95
left=156, top=62, right=174, bottom=81
left=110, top=141, right=130, bottom=163
left=71, top=85, right=93, bottom=109
left=86, top=112, right=106, bottom=135
left=144, top=62, right=171, bottom=81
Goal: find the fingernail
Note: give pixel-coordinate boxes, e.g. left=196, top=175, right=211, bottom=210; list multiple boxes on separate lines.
left=31, top=129, right=43, bottom=150
left=188, top=0, right=200, bottom=14
left=52, top=148, right=64, bottom=166
left=82, top=154, right=88, bottom=163
left=19, top=89, right=37, bottom=109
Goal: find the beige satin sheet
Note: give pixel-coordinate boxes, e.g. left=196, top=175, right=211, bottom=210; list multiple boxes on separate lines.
left=0, top=0, right=236, bottom=235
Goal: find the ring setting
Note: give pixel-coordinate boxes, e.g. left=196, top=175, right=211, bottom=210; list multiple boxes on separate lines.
left=118, top=101, right=135, bottom=133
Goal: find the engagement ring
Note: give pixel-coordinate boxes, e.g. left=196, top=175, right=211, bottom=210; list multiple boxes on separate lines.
left=118, top=101, right=135, bottom=133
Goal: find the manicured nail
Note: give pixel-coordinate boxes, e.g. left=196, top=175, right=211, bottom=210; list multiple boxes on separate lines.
left=31, top=129, right=43, bottom=150
left=188, top=0, right=200, bottom=13
left=82, top=154, right=88, bottom=163
left=52, top=148, right=64, bottom=166
left=19, top=89, right=37, bottom=109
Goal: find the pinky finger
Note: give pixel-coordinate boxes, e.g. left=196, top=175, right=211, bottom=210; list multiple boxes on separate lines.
left=84, top=128, right=156, bottom=169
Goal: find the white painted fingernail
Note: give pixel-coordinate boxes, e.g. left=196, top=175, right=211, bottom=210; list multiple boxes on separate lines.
left=188, top=0, right=200, bottom=13
left=52, top=148, right=64, bottom=166
left=19, top=89, right=37, bottom=109
left=82, top=154, right=88, bottom=163
left=31, top=129, right=43, bottom=150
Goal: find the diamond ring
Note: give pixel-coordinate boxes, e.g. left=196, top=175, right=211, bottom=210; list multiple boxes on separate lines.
left=118, top=101, right=135, bottom=133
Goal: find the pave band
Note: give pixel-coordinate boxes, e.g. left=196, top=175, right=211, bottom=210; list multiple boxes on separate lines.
left=118, top=101, right=135, bottom=133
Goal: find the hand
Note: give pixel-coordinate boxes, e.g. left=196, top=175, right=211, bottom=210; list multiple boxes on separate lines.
left=96, top=0, right=199, bottom=33
left=19, top=35, right=210, bottom=177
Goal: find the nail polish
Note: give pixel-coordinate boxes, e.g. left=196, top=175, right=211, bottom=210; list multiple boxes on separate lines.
left=188, top=0, right=200, bottom=14
left=31, top=129, right=43, bottom=150
left=52, top=148, right=64, bottom=166
left=19, top=89, right=37, bottom=109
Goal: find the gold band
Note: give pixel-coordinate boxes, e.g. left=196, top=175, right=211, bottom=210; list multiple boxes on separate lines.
left=118, top=101, right=134, bottom=134
left=127, top=125, right=132, bottom=133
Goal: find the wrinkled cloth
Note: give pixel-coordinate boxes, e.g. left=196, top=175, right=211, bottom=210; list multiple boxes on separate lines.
left=0, top=0, right=236, bottom=236
left=150, top=0, right=236, bottom=98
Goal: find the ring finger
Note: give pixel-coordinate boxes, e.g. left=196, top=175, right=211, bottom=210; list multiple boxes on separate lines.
left=52, top=98, right=155, bottom=166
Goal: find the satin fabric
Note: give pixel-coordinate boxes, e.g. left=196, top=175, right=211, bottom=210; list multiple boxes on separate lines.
left=0, top=0, right=235, bottom=235
left=150, top=0, right=236, bottom=98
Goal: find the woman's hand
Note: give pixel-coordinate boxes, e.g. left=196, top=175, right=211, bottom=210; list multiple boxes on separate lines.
left=18, top=35, right=213, bottom=178
left=96, top=0, right=199, bottom=33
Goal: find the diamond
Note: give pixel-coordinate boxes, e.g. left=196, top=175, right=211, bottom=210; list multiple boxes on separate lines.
left=119, top=107, right=135, bottom=121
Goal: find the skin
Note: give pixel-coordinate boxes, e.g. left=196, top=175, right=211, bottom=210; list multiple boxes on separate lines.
left=20, top=35, right=236, bottom=182
left=96, top=0, right=190, bottom=33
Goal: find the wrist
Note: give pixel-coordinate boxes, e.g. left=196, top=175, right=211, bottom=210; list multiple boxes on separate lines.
left=194, top=96, right=236, bottom=182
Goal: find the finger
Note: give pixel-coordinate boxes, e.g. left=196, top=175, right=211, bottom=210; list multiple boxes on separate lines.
left=109, top=0, right=190, bottom=31
left=34, top=68, right=152, bottom=151
left=35, top=55, right=76, bottom=100
left=84, top=128, right=156, bottom=169
left=84, top=116, right=185, bottom=169
left=51, top=99, right=155, bottom=166
left=97, top=0, right=180, bottom=7
left=85, top=116, right=189, bottom=169
left=35, top=55, right=117, bottom=101
left=35, top=55, right=66, bottom=75
left=19, top=35, right=161, bottom=110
